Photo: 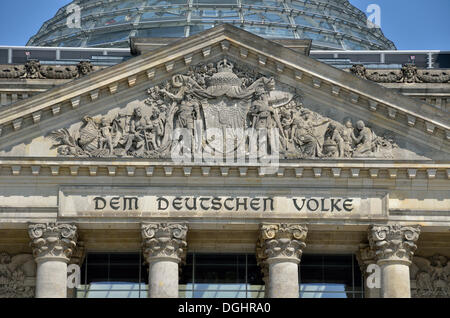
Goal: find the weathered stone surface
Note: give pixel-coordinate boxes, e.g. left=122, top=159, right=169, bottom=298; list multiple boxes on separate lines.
left=411, top=254, right=450, bottom=298
left=48, top=58, right=400, bottom=160
left=141, top=223, right=187, bottom=298
left=28, top=223, right=78, bottom=262
left=257, top=223, right=308, bottom=298
left=28, top=223, right=78, bottom=298
left=356, top=244, right=380, bottom=298
left=351, top=64, right=450, bottom=84
left=0, top=252, right=35, bottom=298
left=0, top=61, right=97, bottom=80
left=369, top=224, right=421, bottom=298
left=58, top=186, right=388, bottom=219
left=369, top=224, right=420, bottom=265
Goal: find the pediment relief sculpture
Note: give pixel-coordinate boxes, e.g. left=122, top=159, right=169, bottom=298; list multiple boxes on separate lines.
left=49, top=58, right=400, bottom=160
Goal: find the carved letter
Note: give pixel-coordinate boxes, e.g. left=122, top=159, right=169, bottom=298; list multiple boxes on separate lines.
left=211, top=197, right=221, bottom=211
left=110, top=197, right=120, bottom=210
left=185, top=197, right=197, bottom=210
left=330, top=199, right=342, bottom=212
left=157, top=197, right=169, bottom=210
left=343, top=199, right=353, bottom=212
left=306, top=199, right=319, bottom=212
left=173, top=197, right=183, bottom=210
left=200, top=197, right=211, bottom=211
left=94, top=197, right=106, bottom=210
left=224, top=198, right=234, bottom=211
left=263, top=198, right=274, bottom=211
left=236, top=198, right=248, bottom=211
left=321, top=198, right=330, bottom=212
left=250, top=198, right=261, bottom=211
left=123, top=197, right=139, bottom=210
left=293, top=198, right=306, bottom=211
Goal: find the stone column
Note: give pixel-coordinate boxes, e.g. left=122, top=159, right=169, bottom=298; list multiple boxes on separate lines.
left=369, top=224, right=421, bottom=298
left=257, top=223, right=308, bottom=298
left=141, top=222, right=187, bottom=298
left=356, top=243, right=380, bottom=298
left=28, top=223, right=78, bottom=298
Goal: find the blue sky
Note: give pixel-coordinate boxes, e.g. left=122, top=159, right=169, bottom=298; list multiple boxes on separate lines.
left=0, top=0, right=449, bottom=50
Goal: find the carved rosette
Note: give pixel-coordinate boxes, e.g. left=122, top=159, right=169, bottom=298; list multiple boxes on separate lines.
left=28, top=223, right=78, bottom=263
left=258, top=223, right=308, bottom=263
left=141, top=223, right=188, bottom=263
left=368, top=224, right=421, bottom=265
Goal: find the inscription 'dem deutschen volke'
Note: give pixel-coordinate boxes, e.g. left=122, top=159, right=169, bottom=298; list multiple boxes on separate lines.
left=92, top=196, right=354, bottom=213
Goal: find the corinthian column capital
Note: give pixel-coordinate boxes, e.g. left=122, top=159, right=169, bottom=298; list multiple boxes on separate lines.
left=356, top=243, right=377, bottom=272
left=369, top=224, right=421, bottom=265
left=141, top=222, right=188, bottom=263
left=258, top=223, right=308, bottom=263
left=28, top=223, right=78, bottom=263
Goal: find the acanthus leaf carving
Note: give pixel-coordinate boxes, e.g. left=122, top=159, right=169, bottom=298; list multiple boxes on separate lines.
left=258, top=223, right=308, bottom=262
left=28, top=223, right=78, bottom=262
left=368, top=224, right=420, bottom=264
left=410, top=254, right=449, bottom=298
left=0, top=252, right=35, bottom=298
left=141, top=223, right=188, bottom=263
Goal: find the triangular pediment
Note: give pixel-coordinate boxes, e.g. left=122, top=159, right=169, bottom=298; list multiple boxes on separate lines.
left=0, top=24, right=448, bottom=162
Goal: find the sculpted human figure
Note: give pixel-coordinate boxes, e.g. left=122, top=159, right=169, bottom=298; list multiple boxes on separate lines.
left=280, top=107, right=294, bottom=141
left=323, top=123, right=345, bottom=157
left=340, top=118, right=356, bottom=157
left=21, top=60, right=45, bottom=79
left=250, top=84, right=285, bottom=154
left=175, top=94, right=200, bottom=152
left=124, top=107, right=152, bottom=155
left=77, top=61, right=93, bottom=77
left=400, top=63, right=422, bottom=83
left=292, top=111, right=328, bottom=157
left=98, top=118, right=113, bottom=154
left=148, top=107, right=165, bottom=149
left=350, top=64, right=367, bottom=79
left=352, top=120, right=376, bottom=156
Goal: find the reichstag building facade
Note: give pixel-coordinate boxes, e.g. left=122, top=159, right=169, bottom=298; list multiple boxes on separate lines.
left=0, top=0, right=449, bottom=298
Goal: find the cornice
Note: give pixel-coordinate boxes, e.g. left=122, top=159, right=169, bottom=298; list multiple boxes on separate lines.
left=0, top=157, right=448, bottom=180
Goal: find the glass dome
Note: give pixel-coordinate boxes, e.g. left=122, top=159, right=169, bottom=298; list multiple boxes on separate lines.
left=27, top=0, right=396, bottom=50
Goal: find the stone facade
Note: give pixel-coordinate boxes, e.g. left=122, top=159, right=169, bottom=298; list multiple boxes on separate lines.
left=0, top=25, right=448, bottom=298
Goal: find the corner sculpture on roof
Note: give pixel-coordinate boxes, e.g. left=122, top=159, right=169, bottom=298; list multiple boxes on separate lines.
left=49, top=58, right=397, bottom=160
left=0, top=60, right=96, bottom=79
left=350, top=63, right=450, bottom=84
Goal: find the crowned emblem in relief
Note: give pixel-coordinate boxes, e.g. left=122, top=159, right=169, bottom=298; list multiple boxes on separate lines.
left=49, top=58, right=398, bottom=160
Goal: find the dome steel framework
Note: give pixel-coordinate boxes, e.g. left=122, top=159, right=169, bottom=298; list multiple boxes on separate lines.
left=27, top=0, right=396, bottom=50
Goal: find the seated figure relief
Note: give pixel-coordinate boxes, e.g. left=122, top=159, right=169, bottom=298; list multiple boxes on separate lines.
left=49, top=58, right=398, bottom=160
